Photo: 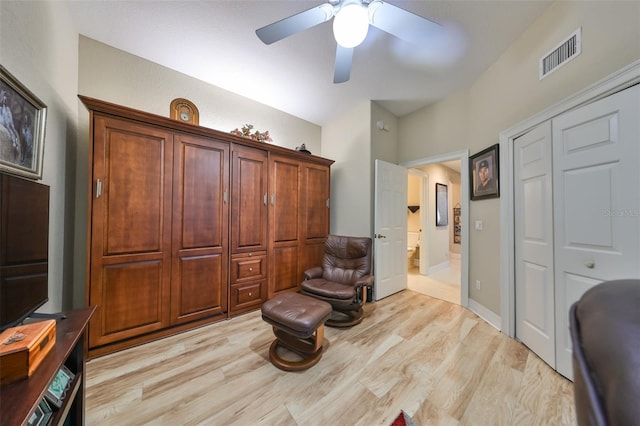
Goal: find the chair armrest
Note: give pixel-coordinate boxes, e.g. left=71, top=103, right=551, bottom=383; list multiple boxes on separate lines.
left=354, top=275, right=374, bottom=303
left=354, top=275, right=374, bottom=288
left=304, top=267, right=323, bottom=280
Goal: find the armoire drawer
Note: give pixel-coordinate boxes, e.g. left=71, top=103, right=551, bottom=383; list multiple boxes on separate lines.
left=229, top=280, right=266, bottom=315
left=230, top=253, right=267, bottom=283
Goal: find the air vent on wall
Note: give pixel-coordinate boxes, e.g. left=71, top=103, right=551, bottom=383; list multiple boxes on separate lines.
left=539, top=28, right=581, bottom=80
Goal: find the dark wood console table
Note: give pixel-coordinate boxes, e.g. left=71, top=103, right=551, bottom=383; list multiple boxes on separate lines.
left=1, top=306, right=95, bottom=426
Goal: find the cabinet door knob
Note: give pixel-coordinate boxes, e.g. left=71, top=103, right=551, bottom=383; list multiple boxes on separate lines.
left=248, top=292, right=252, bottom=297
left=584, top=259, right=595, bottom=269
left=249, top=267, right=253, bottom=272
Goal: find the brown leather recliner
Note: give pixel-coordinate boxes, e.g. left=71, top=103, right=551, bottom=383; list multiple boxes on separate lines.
left=300, top=235, right=374, bottom=327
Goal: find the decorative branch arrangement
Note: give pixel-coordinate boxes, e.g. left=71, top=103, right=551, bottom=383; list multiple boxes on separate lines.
left=230, top=124, right=273, bottom=142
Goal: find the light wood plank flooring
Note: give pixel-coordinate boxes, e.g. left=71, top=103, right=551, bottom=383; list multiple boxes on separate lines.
left=86, top=290, right=575, bottom=425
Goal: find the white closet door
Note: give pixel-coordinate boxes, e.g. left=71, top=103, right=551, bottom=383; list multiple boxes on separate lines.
left=553, top=84, right=640, bottom=379
left=514, top=121, right=555, bottom=367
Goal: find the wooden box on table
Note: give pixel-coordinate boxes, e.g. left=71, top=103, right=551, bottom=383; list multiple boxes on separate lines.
left=0, top=319, right=56, bottom=384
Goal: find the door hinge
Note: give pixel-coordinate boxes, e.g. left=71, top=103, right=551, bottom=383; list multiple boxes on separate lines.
left=95, top=179, right=102, bottom=198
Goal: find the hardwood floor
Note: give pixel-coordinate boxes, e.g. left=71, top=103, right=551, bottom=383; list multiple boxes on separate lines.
left=85, top=290, right=575, bottom=425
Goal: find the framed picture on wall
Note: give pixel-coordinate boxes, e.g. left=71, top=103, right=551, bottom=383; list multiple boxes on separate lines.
left=435, top=183, right=448, bottom=226
left=0, top=65, right=47, bottom=180
left=470, top=144, right=500, bottom=200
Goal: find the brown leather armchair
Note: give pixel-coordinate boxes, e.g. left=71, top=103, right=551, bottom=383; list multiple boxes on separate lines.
left=300, top=235, right=374, bottom=327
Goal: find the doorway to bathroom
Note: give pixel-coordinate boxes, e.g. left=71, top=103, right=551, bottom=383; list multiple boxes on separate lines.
left=403, top=152, right=468, bottom=307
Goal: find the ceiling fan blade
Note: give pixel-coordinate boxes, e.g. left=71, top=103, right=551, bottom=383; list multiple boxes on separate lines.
left=333, top=44, right=353, bottom=84
left=256, top=4, right=334, bottom=45
left=369, top=1, right=441, bottom=44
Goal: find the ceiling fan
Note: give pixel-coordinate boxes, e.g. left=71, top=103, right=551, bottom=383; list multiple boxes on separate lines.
left=256, top=0, right=441, bottom=83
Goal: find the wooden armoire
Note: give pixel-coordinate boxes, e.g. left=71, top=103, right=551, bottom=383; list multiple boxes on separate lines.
left=81, top=96, right=332, bottom=357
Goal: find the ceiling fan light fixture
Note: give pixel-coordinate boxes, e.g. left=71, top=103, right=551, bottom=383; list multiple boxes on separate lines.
left=333, top=3, right=369, bottom=48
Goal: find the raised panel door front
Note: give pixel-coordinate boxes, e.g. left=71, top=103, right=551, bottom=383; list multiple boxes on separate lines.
left=301, top=162, right=330, bottom=274
left=552, top=84, right=640, bottom=378
left=269, top=155, right=302, bottom=297
left=303, top=163, right=330, bottom=240
left=231, top=145, right=268, bottom=254
left=514, top=121, right=555, bottom=368
left=270, top=245, right=300, bottom=295
left=171, top=134, right=229, bottom=323
left=89, top=115, right=173, bottom=348
left=270, top=156, right=300, bottom=243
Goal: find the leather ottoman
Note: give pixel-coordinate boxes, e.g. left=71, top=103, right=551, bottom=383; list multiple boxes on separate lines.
left=569, top=279, right=640, bottom=425
left=261, top=292, right=332, bottom=371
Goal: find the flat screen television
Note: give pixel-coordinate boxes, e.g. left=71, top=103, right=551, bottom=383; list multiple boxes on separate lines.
left=0, top=172, right=49, bottom=332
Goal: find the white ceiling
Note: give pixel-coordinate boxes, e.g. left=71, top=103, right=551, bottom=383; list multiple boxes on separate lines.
left=67, top=0, right=551, bottom=126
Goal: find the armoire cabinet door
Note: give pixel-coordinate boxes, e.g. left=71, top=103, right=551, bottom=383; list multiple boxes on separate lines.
left=269, top=154, right=302, bottom=297
left=231, top=145, right=268, bottom=254
left=301, top=162, right=330, bottom=273
left=89, top=115, right=173, bottom=348
left=171, top=134, right=229, bottom=323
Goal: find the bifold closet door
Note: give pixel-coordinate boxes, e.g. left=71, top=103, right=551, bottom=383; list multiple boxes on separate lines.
left=552, top=84, right=640, bottom=378
left=514, top=84, right=640, bottom=379
left=514, top=121, right=555, bottom=368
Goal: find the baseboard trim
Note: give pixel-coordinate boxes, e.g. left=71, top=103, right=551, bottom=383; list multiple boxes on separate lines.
left=427, top=261, right=450, bottom=275
left=468, top=298, right=501, bottom=330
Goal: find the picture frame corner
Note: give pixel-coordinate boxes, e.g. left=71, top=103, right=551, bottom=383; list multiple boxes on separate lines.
left=0, top=65, right=47, bottom=180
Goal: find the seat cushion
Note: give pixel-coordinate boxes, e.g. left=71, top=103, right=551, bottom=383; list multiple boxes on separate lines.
left=301, top=278, right=355, bottom=300
left=261, top=292, right=332, bottom=339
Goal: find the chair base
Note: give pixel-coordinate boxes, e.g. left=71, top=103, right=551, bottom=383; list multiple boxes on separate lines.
left=268, top=325, right=325, bottom=371
left=325, top=308, right=363, bottom=328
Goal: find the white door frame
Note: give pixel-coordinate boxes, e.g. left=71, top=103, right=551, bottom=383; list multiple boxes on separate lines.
left=499, top=60, right=640, bottom=336
left=402, top=150, right=470, bottom=308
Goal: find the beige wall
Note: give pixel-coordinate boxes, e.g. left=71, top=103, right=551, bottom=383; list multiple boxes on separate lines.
left=77, top=37, right=321, bottom=153
left=322, top=100, right=399, bottom=239
left=321, top=101, right=372, bottom=237
left=398, top=1, right=640, bottom=315
left=0, top=1, right=79, bottom=312
left=371, top=101, right=398, bottom=165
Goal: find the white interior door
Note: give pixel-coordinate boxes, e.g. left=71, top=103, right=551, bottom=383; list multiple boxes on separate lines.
left=374, top=159, right=408, bottom=300
left=514, top=121, right=555, bottom=367
left=553, top=84, right=640, bottom=379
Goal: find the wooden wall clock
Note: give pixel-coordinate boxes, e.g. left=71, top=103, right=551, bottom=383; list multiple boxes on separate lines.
left=170, top=98, right=199, bottom=125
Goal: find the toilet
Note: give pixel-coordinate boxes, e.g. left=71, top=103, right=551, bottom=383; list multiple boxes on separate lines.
left=407, top=231, right=420, bottom=268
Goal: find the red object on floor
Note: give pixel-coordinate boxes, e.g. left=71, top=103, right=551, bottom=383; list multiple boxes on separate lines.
left=391, top=412, right=407, bottom=426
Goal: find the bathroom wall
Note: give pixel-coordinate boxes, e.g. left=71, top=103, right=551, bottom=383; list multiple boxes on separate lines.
left=407, top=173, right=421, bottom=237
